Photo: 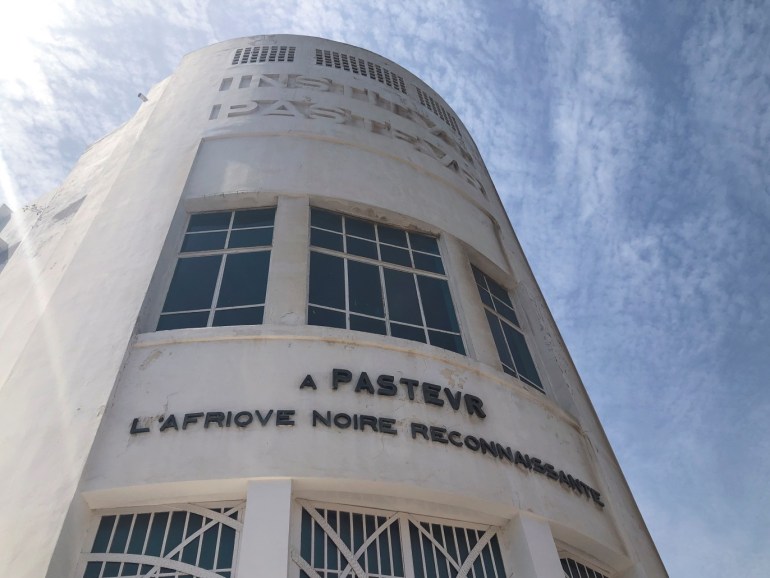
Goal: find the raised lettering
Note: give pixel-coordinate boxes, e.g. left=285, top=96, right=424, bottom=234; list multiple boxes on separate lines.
left=376, top=374, right=397, bottom=396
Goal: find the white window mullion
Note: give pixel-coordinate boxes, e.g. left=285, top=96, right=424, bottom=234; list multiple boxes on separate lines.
left=398, top=515, right=417, bottom=578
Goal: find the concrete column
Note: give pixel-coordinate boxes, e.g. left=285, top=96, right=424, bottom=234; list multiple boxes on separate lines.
left=441, top=234, right=500, bottom=366
left=237, top=479, right=293, bottom=577
left=264, top=196, right=309, bottom=325
left=504, top=513, right=563, bottom=578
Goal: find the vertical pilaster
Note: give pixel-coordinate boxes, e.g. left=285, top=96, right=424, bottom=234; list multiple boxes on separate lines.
left=504, top=513, right=563, bottom=578
left=264, top=196, right=310, bottom=325
left=236, top=479, right=293, bottom=577
left=442, top=234, right=500, bottom=366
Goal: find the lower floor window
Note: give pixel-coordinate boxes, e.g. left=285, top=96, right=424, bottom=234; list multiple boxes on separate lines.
left=561, top=557, right=609, bottom=578
left=293, top=501, right=506, bottom=578
left=81, top=502, right=244, bottom=578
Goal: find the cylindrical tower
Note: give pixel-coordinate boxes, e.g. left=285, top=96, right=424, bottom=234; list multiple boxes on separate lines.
left=0, top=36, right=667, bottom=578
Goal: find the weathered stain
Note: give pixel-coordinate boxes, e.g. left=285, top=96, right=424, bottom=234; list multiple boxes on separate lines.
left=139, top=349, right=164, bottom=370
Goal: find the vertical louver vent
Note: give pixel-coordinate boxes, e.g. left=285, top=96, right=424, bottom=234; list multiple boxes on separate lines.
left=314, top=48, right=407, bottom=94
left=416, top=87, right=461, bottom=136
left=232, top=45, right=296, bottom=65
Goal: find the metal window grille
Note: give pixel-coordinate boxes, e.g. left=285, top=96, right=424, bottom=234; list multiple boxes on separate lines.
left=80, top=502, right=244, bottom=578
left=313, top=48, right=407, bottom=94
left=472, top=266, right=543, bottom=392
left=561, top=557, right=610, bottom=578
left=308, top=208, right=465, bottom=355
left=293, top=501, right=507, bottom=578
left=157, top=208, right=275, bottom=331
left=232, top=46, right=295, bottom=65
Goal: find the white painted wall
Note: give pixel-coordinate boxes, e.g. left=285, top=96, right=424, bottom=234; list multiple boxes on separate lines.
left=0, top=35, right=666, bottom=578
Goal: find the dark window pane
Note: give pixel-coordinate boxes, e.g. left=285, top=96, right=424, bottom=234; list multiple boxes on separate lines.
left=92, top=515, right=115, bottom=553
left=348, top=260, right=384, bottom=317
left=122, top=562, right=139, bottom=575
left=311, top=208, right=342, bottom=232
left=228, top=228, right=273, bottom=248
left=181, top=231, right=227, bottom=252
left=346, top=237, right=378, bottom=259
left=417, top=276, right=459, bottom=332
left=352, top=514, right=365, bottom=556
left=187, top=212, right=231, bottom=232
left=217, top=251, right=270, bottom=307
left=384, top=269, right=421, bottom=324
left=185, top=513, right=203, bottom=538
left=199, top=526, right=218, bottom=569
left=350, top=315, right=387, bottom=335
left=480, top=540, right=496, bottom=578
left=309, top=252, right=345, bottom=309
left=182, top=535, right=200, bottom=565
left=410, top=523, right=424, bottom=578
left=127, top=514, right=150, bottom=554
left=409, top=232, right=440, bottom=255
left=145, top=513, right=168, bottom=557
left=455, top=527, right=470, bottom=563
left=300, top=509, right=312, bottom=563
left=232, top=207, right=275, bottom=228
left=327, top=511, right=339, bottom=571
left=413, top=253, right=444, bottom=274
left=310, top=228, right=344, bottom=252
left=109, top=515, right=132, bottom=553
left=502, top=324, right=542, bottom=388
left=313, top=515, right=324, bottom=567
left=380, top=245, right=411, bottom=267
left=213, top=306, right=264, bottom=326
left=162, top=256, right=221, bottom=312
left=494, top=298, right=519, bottom=326
left=391, top=523, right=403, bottom=576
left=102, top=562, right=120, bottom=577
left=157, top=311, right=209, bottom=331
left=390, top=323, right=426, bottom=343
left=428, top=331, right=465, bottom=355
left=339, top=512, right=352, bottom=550
left=491, top=536, right=506, bottom=578
left=487, top=277, right=512, bottom=306
left=164, top=512, right=186, bottom=555
left=485, top=311, right=513, bottom=369
left=83, top=562, right=102, bottom=578
left=478, top=286, right=494, bottom=309
left=471, top=266, right=487, bottom=288
left=308, top=306, right=346, bottom=329
left=346, top=217, right=375, bottom=239
left=217, top=526, right=235, bottom=569
left=366, top=516, right=378, bottom=573
left=443, top=526, right=458, bottom=567
left=378, top=225, right=407, bottom=247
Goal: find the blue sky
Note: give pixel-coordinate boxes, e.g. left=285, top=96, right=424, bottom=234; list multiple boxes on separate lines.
left=1, top=1, right=768, bottom=575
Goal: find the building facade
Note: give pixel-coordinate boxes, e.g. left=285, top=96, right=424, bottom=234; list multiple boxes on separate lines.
left=0, top=36, right=667, bottom=578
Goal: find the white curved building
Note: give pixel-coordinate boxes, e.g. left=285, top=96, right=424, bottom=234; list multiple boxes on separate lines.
left=0, top=35, right=667, bottom=578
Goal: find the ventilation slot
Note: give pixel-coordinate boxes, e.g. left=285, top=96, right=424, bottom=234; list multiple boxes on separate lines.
left=232, top=46, right=296, bottom=65
left=314, top=48, right=407, bottom=94
left=416, top=87, right=461, bottom=136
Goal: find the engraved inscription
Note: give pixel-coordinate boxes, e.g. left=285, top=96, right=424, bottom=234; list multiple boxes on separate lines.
left=208, top=73, right=487, bottom=196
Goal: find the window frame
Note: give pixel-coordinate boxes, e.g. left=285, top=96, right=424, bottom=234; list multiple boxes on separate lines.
left=307, top=208, right=465, bottom=355
left=77, top=501, right=245, bottom=578
left=156, top=208, right=276, bottom=331
left=290, top=499, right=508, bottom=578
left=471, top=265, right=544, bottom=393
